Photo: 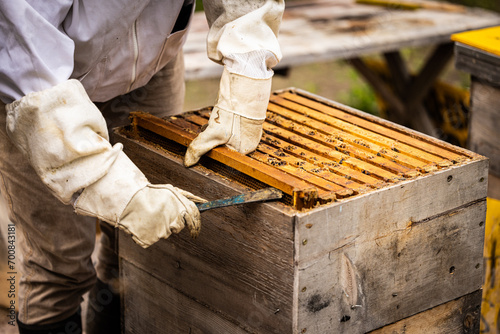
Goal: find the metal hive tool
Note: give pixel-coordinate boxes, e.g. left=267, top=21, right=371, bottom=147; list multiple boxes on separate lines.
left=126, top=88, right=478, bottom=210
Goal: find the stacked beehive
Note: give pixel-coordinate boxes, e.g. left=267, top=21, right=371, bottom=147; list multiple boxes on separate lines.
left=116, top=89, right=486, bottom=333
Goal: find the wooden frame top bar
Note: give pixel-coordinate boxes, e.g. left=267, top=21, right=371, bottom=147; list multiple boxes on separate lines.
left=127, top=88, right=482, bottom=210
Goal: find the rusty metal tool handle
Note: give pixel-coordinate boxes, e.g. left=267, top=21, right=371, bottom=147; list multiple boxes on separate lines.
left=196, top=188, right=283, bottom=212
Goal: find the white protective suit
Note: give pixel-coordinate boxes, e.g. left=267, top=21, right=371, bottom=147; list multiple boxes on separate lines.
left=0, top=0, right=283, bottom=328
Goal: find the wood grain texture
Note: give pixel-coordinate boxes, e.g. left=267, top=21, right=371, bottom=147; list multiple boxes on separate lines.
left=293, top=160, right=488, bottom=333
left=455, top=43, right=500, bottom=85
left=183, top=0, right=500, bottom=81
left=116, top=131, right=296, bottom=333
left=468, top=80, right=500, bottom=178
left=121, top=259, right=250, bottom=334
left=368, top=290, right=482, bottom=334
left=296, top=159, right=488, bottom=262
left=115, top=97, right=488, bottom=333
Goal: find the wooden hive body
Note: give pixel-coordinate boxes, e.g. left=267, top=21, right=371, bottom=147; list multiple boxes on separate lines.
left=116, top=89, right=487, bottom=333
left=453, top=30, right=500, bottom=199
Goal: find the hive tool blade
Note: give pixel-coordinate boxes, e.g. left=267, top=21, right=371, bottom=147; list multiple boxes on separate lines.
left=196, top=188, right=283, bottom=212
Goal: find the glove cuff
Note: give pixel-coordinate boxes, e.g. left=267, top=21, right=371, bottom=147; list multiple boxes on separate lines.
left=215, top=68, right=272, bottom=120
left=223, top=50, right=277, bottom=79
left=74, top=151, right=149, bottom=224
left=6, top=79, right=117, bottom=204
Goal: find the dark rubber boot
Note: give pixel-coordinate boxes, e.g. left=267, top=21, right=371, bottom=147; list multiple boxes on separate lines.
left=85, top=278, right=121, bottom=334
left=17, top=310, right=82, bottom=334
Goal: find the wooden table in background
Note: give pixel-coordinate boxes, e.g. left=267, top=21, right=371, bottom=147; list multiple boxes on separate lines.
left=183, top=0, right=500, bottom=137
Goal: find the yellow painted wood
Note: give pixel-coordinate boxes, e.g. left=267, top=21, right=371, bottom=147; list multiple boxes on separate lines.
left=481, top=197, right=500, bottom=333
left=452, top=26, right=500, bottom=56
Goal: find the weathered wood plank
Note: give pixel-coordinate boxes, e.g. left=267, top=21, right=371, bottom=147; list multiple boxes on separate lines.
left=455, top=43, right=500, bottom=85
left=116, top=131, right=296, bottom=334
left=295, top=201, right=486, bottom=333
left=296, top=158, right=488, bottom=263
left=183, top=0, right=500, bottom=81
left=293, top=159, right=487, bottom=333
left=368, top=289, right=482, bottom=334
left=468, top=80, right=500, bottom=178
left=454, top=39, right=500, bottom=200
left=121, top=259, right=250, bottom=334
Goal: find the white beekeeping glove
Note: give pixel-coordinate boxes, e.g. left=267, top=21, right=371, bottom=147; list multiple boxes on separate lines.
left=74, top=151, right=205, bottom=247
left=6, top=79, right=204, bottom=248
left=184, top=0, right=283, bottom=167
left=184, top=67, right=272, bottom=167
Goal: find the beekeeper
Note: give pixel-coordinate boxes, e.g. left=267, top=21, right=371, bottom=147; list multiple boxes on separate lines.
left=0, top=0, right=283, bottom=332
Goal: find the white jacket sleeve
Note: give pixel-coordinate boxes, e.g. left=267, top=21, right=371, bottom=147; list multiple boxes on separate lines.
left=6, top=80, right=117, bottom=204
left=6, top=80, right=204, bottom=248
left=0, top=0, right=75, bottom=104
left=203, top=0, right=284, bottom=77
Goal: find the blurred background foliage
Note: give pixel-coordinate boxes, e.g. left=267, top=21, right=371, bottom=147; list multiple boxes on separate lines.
left=195, top=0, right=203, bottom=11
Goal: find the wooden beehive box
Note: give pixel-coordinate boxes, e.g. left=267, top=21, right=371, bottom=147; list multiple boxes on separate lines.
left=115, top=88, right=487, bottom=333
left=453, top=28, right=500, bottom=200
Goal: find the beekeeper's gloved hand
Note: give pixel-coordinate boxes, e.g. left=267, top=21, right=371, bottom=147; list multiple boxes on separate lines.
left=183, top=61, right=272, bottom=167
left=6, top=79, right=204, bottom=248
left=74, top=156, right=205, bottom=248
left=183, top=1, right=284, bottom=167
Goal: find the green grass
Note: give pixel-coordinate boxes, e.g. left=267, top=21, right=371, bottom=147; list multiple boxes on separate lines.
left=195, top=0, right=203, bottom=11
left=340, top=69, right=379, bottom=116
